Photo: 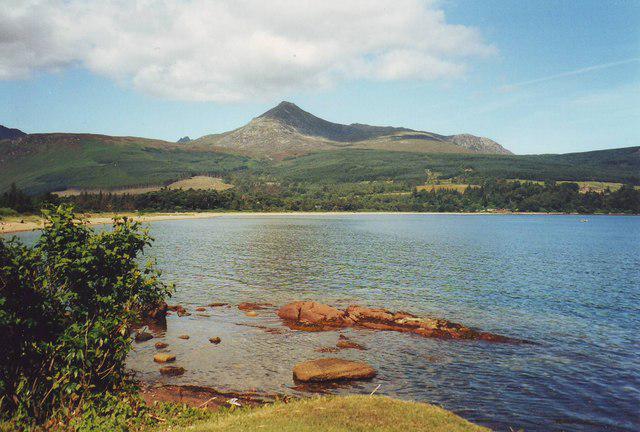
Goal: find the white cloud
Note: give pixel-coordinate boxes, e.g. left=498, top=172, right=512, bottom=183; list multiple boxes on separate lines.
left=0, top=0, right=496, bottom=101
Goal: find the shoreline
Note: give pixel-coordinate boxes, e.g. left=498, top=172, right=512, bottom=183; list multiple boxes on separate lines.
left=1, top=210, right=635, bottom=234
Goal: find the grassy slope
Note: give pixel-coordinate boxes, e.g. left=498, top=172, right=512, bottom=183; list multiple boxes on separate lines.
left=171, top=395, right=490, bottom=432
left=2, top=133, right=638, bottom=194
left=267, top=147, right=640, bottom=184
left=0, top=134, right=251, bottom=194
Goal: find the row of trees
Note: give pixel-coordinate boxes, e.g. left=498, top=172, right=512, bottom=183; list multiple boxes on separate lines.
left=2, top=180, right=639, bottom=214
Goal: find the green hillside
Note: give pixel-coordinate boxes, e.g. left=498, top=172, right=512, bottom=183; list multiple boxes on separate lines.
left=0, top=134, right=252, bottom=194
left=264, top=147, right=640, bottom=185
left=1, top=131, right=638, bottom=195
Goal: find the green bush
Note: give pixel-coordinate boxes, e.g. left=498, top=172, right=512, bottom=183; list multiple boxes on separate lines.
left=0, top=205, right=171, bottom=428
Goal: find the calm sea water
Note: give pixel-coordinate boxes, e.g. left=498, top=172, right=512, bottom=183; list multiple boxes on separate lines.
left=8, top=214, right=640, bottom=431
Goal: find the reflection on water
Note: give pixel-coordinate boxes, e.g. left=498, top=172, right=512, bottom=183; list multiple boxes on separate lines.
left=8, top=214, right=640, bottom=431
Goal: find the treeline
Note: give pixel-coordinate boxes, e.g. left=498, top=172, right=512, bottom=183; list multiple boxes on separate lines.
left=2, top=180, right=639, bottom=214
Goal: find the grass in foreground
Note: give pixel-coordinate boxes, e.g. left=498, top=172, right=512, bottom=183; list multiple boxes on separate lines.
left=169, top=395, right=490, bottom=432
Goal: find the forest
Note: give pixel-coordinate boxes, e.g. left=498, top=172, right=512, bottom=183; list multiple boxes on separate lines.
left=2, top=180, right=639, bottom=215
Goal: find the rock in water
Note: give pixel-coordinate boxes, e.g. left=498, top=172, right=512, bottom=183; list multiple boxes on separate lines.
left=277, top=301, right=354, bottom=329
left=154, top=353, right=176, bottom=363
left=178, top=334, right=190, bottom=340
left=238, top=302, right=272, bottom=311
left=293, top=358, right=376, bottom=383
left=134, top=331, right=153, bottom=342
left=208, top=302, right=228, bottom=307
left=155, top=342, right=168, bottom=349
left=245, top=311, right=258, bottom=317
left=195, top=307, right=206, bottom=312
left=160, top=366, right=185, bottom=376
left=277, top=301, right=522, bottom=343
left=209, top=337, right=221, bottom=344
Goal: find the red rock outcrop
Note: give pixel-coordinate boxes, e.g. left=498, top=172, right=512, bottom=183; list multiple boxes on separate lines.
left=277, top=301, right=355, bottom=330
left=277, top=302, right=521, bottom=343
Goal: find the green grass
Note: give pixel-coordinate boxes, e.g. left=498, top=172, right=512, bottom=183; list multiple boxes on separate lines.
left=168, top=395, right=490, bottom=432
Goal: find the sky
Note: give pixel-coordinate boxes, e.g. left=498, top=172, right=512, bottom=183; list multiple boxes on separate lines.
left=0, top=0, right=638, bottom=155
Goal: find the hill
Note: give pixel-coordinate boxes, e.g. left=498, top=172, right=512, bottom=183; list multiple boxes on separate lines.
left=0, top=133, right=250, bottom=194
left=0, top=124, right=27, bottom=140
left=193, top=101, right=512, bottom=157
left=265, top=147, right=640, bottom=185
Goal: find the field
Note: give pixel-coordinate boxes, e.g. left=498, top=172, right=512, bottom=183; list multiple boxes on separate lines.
left=54, top=176, right=234, bottom=196
left=416, top=183, right=477, bottom=192
left=507, top=179, right=640, bottom=193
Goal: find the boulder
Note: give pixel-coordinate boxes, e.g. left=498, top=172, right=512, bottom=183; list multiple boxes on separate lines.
left=159, top=366, right=185, bottom=376
left=154, top=353, right=176, bottom=363
left=209, top=337, right=221, bottom=344
left=155, top=342, right=168, bottom=349
left=134, top=331, right=153, bottom=342
left=292, top=358, right=376, bottom=383
left=178, top=334, right=190, bottom=340
left=277, top=301, right=354, bottom=329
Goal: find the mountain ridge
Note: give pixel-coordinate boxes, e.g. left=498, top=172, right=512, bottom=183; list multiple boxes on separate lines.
left=193, top=101, right=513, bottom=157
left=0, top=124, right=27, bottom=140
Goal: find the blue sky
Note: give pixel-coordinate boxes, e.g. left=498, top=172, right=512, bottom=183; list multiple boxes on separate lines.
left=1, top=0, right=638, bottom=154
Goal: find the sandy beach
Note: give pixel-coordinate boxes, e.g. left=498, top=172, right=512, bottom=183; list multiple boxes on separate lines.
left=0, top=210, right=619, bottom=235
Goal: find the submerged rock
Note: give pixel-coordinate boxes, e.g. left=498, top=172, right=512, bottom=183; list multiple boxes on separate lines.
left=154, top=353, right=176, bottom=363
left=238, top=302, right=272, bottom=311
left=245, top=311, right=258, bottom=317
left=336, top=335, right=366, bottom=350
left=195, top=307, right=206, bottom=312
left=160, top=366, right=185, bottom=376
left=168, top=304, right=191, bottom=317
left=178, top=334, right=190, bottom=340
left=277, top=302, right=521, bottom=343
left=293, top=358, right=376, bottom=383
left=209, top=337, right=221, bottom=344
left=155, top=342, right=168, bottom=349
left=134, top=331, right=153, bottom=342
left=208, top=302, right=228, bottom=307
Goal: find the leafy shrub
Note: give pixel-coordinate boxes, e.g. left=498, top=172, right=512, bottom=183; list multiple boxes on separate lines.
left=0, top=205, right=171, bottom=428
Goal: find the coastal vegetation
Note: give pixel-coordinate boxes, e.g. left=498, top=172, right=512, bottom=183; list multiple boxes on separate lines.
left=0, top=206, right=171, bottom=430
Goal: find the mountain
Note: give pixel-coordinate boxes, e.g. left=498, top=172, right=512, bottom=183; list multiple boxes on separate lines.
left=177, top=136, right=191, bottom=143
left=1, top=104, right=638, bottom=195
left=193, top=101, right=512, bottom=157
left=0, top=124, right=27, bottom=140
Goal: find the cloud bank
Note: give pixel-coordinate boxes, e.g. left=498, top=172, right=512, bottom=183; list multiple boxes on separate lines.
left=0, top=0, right=495, bottom=102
